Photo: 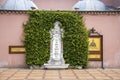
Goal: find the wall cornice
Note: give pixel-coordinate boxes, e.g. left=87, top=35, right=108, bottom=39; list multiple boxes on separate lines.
left=78, top=11, right=120, bottom=15
left=0, top=10, right=27, bottom=14
left=0, top=10, right=120, bottom=15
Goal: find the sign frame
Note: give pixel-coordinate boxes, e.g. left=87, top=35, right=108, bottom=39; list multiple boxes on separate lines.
left=88, top=27, right=103, bottom=61
left=9, top=46, right=26, bottom=54
left=88, top=35, right=103, bottom=61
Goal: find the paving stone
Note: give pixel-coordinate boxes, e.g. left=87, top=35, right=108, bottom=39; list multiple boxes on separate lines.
left=6, top=69, right=18, bottom=72
left=87, top=71, right=101, bottom=74
left=9, top=76, right=26, bottom=79
left=27, top=79, right=42, bottom=80
left=60, top=72, right=74, bottom=75
left=15, top=73, right=30, bottom=76
left=32, top=70, right=44, bottom=72
left=45, top=72, right=59, bottom=74
left=46, top=70, right=58, bottom=72
left=91, top=73, right=106, bottom=77
left=16, top=71, right=30, bottom=74
left=115, top=71, right=120, bottom=74
left=45, top=74, right=59, bottom=77
left=61, top=73, right=74, bottom=75
left=30, top=73, right=44, bottom=75
left=46, top=73, right=59, bottom=74
left=112, top=77, right=120, bottom=80
left=19, top=69, right=31, bottom=71
left=0, top=69, right=6, bottom=73
left=31, top=72, right=44, bottom=74
left=60, top=73, right=73, bottom=75
left=61, top=79, right=78, bottom=80
left=76, top=74, right=92, bottom=77
left=27, top=76, right=43, bottom=79
left=2, top=71, right=16, bottom=73
left=61, top=75, right=75, bottom=77
left=107, top=74, right=120, bottom=77
left=44, top=76, right=60, bottom=79
left=44, top=79, right=61, bottom=80
left=0, top=68, right=8, bottom=70
left=0, top=68, right=120, bottom=80
left=29, top=75, right=43, bottom=78
left=60, top=70, right=73, bottom=73
left=101, top=69, right=116, bottom=74
left=95, top=76, right=111, bottom=79
left=86, top=69, right=100, bottom=71
left=18, top=71, right=31, bottom=73
left=0, top=74, right=12, bottom=77
left=0, top=76, right=8, bottom=80
left=112, top=70, right=120, bottom=73
left=61, top=76, right=77, bottom=79
left=9, top=79, right=26, bottom=80
left=78, top=76, right=94, bottom=79
left=73, top=70, right=88, bottom=74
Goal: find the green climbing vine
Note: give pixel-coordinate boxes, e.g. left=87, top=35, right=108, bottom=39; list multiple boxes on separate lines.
left=23, top=11, right=88, bottom=67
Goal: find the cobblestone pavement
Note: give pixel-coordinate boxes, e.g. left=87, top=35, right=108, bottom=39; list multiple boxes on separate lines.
left=0, top=68, right=120, bottom=80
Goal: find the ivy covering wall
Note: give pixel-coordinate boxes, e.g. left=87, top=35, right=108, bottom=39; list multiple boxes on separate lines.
left=24, top=11, right=88, bottom=67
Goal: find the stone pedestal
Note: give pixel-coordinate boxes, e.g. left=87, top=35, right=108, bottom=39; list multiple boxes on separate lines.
left=44, top=64, right=69, bottom=69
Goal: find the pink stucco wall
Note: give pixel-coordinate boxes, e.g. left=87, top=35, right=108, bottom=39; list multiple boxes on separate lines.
left=0, top=13, right=28, bottom=67
left=0, top=13, right=120, bottom=68
left=84, top=14, right=120, bottom=68
left=32, top=0, right=78, bottom=10
left=0, top=0, right=3, bottom=3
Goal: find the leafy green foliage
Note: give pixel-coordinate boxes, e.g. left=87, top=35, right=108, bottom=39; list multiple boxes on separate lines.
left=24, top=11, right=88, bottom=67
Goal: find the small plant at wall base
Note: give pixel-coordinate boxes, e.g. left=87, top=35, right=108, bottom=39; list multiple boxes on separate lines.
left=23, top=11, right=88, bottom=67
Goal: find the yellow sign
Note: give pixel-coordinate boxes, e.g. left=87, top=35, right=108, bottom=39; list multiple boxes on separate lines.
left=88, top=54, right=101, bottom=59
left=88, top=38, right=101, bottom=51
left=9, top=46, right=26, bottom=53
left=11, top=47, right=26, bottom=52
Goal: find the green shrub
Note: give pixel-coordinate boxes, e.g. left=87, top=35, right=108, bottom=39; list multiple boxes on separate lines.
left=24, top=11, right=88, bottom=67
